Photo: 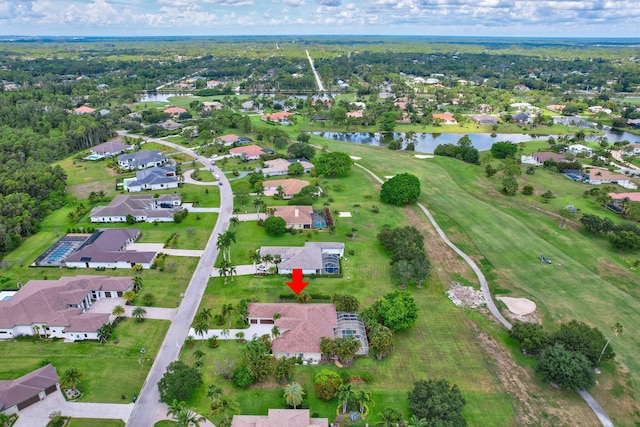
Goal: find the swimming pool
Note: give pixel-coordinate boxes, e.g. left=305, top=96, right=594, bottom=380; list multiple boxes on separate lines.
left=85, top=154, right=103, bottom=160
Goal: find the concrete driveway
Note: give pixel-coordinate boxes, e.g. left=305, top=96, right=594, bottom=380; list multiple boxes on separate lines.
left=14, top=390, right=134, bottom=426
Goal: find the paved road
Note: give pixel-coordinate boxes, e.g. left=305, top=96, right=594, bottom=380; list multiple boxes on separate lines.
left=124, top=133, right=233, bottom=427
left=354, top=162, right=614, bottom=427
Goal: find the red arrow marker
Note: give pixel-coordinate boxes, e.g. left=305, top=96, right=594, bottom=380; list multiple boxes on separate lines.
left=286, top=269, right=309, bottom=295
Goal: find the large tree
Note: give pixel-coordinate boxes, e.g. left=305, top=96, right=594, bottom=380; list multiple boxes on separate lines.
left=314, top=369, right=343, bottom=401
left=334, top=336, right=361, bottom=366
left=550, top=319, right=614, bottom=366
left=380, top=173, right=421, bottom=206
left=376, top=291, right=418, bottom=331
left=287, top=142, right=316, bottom=159
left=263, top=216, right=287, bottom=235
left=490, top=141, right=517, bottom=159
left=408, top=379, right=467, bottom=427
left=536, top=343, right=596, bottom=390
left=509, top=321, right=549, bottom=355
left=314, top=152, right=353, bottom=177
left=332, top=294, right=360, bottom=312
left=369, top=324, right=394, bottom=361
left=158, top=361, right=203, bottom=404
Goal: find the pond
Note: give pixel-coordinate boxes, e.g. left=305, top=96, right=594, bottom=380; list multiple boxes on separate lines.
left=138, top=93, right=193, bottom=103
left=312, top=128, right=640, bottom=153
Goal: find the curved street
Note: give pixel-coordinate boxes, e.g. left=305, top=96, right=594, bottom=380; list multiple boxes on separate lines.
left=354, top=163, right=613, bottom=427
left=123, top=133, right=233, bottom=426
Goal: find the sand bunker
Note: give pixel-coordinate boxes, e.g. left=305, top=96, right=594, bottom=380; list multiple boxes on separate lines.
left=338, top=212, right=352, bottom=218
left=350, top=156, right=362, bottom=160
left=496, top=296, right=537, bottom=315
left=414, top=154, right=434, bottom=159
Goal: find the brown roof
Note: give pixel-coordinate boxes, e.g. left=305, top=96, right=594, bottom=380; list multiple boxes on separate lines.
left=588, top=168, right=628, bottom=181
left=262, top=158, right=314, bottom=175
left=260, top=242, right=343, bottom=271
left=533, top=152, right=567, bottom=163
left=163, top=106, right=187, bottom=114
left=0, top=276, right=132, bottom=329
left=262, top=179, right=309, bottom=196
left=608, top=192, right=640, bottom=202
left=0, top=364, right=59, bottom=411
left=248, top=303, right=337, bottom=354
left=232, top=409, right=329, bottom=427
left=218, top=134, right=240, bottom=143
left=229, top=145, right=265, bottom=158
left=273, top=206, right=313, bottom=227
left=65, top=229, right=156, bottom=265
left=433, top=113, right=455, bottom=121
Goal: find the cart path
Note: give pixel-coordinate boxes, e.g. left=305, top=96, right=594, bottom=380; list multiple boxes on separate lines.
left=354, top=162, right=614, bottom=427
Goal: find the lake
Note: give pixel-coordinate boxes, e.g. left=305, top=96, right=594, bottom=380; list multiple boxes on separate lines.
left=312, top=129, right=640, bottom=153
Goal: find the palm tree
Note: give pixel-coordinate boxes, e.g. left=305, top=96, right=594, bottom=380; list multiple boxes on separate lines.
left=132, top=306, right=147, bottom=322
left=222, top=230, right=236, bottom=263
left=61, top=367, right=83, bottom=391
left=216, top=233, right=230, bottom=262
left=132, top=276, right=143, bottom=293
left=193, top=322, right=209, bottom=338
left=167, top=400, right=205, bottom=427
left=356, top=390, right=374, bottom=415
left=338, top=384, right=353, bottom=414
left=112, top=304, right=125, bottom=320
left=195, top=307, right=213, bottom=327
left=283, top=383, right=305, bottom=409
left=122, top=290, right=136, bottom=305
left=33, top=325, right=41, bottom=340
left=229, top=216, right=240, bottom=229
left=222, top=303, right=235, bottom=327
left=248, top=249, right=262, bottom=274
left=218, top=259, right=232, bottom=285
left=210, top=394, right=240, bottom=425
left=376, top=408, right=403, bottom=427
left=271, top=325, right=281, bottom=340
left=253, top=197, right=264, bottom=216
left=406, top=415, right=427, bottom=427
left=97, top=324, right=113, bottom=343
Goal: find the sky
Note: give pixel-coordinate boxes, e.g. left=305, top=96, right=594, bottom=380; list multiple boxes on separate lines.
left=1, top=0, right=639, bottom=38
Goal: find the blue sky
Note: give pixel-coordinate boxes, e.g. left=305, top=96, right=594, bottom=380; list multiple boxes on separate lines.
left=1, top=0, right=638, bottom=37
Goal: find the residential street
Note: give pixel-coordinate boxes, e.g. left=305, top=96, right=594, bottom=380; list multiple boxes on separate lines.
left=124, top=133, right=233, bottom=426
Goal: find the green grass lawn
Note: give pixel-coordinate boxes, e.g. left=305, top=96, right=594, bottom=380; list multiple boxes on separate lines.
left=0, top=319, right=169, bottom=403
left=305, top=138, right=640, bottom=425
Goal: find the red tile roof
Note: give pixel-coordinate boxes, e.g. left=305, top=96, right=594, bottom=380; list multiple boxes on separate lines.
left=229, top=145, right=265, bottom=158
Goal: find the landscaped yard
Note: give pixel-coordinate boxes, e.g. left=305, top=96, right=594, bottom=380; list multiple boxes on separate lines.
left=0, top=319, right=169, bottom=403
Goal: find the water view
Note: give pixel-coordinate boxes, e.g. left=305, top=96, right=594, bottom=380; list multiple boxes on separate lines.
left=313, top=129, right=640, bottom=153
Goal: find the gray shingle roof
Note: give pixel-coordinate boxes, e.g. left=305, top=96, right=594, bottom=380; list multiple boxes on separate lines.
left=0, top=364, right=59, bottom=411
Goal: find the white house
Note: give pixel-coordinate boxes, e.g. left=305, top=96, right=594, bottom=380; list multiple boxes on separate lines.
left=261, top=158, right=314, bottom=177
left=0, top=276, right=133, bottom=342
left=124, top=166, right=179, bottom=192
left=568, top=144, right=594, bottom=157
left=90, top=194, right=182, bottom=223
left=587, top=168, right=636, bottom=189
left=117, top=150, right=167, bottom=170
left=623, top=143, right=640, bottom=155
left=65, top=229, right=157, bottom=269
left=259, top=241, right=344, bottom=275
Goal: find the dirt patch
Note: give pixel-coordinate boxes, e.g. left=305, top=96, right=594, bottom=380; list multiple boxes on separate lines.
left=68, top=181, right=115, bottom=199
left=447, top=282, right=486, bottom=308
left=404, top=207, right=477, bottom=287
left=470, top=322, right=600, bottom=427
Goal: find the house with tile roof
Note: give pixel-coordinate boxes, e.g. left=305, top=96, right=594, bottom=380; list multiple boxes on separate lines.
left=0, top=276, right=133, bottom=341
left=124, top=166, right=179, bottom=192
left=247, top=303, right=338, bottom=364
left=65, top=229, right=157, bottom=269
left=72, top=106, right=96, bottom=115
left=163, top=106, right=187, bottom=116
left=90, top=139, right=130, bottom=158
left=217, top=134, right=241, bottom=146
left=587, top=168, right=635, bottom=188
left=229, top=145, right=265, bottom=160
left=0, top=364, right=59, bottom=414
left=608, top=192, right=640, bottom=203
left=117, top=150, right=167, bottom=170
left=472, top=114, right=499, bottom=125
left=160, top=120, right=183, bottom=131
left=90, top=194, right=182, bottom=223
left=259, top=241, right=344, bottom=275
left=261, top=111, right=292, bottom=124
left=231, top=409, right=328, bottom=427
left=261, top=158, right=314, bottom=177
left=521, top=152, right=568, bottom=166
left=272, top=206, right=314, bottom=229
left=623, top=143, right=640, bottom=155
left=262, top=179, right=315, bottom=199
left=432, top=112, right=457, bottom=124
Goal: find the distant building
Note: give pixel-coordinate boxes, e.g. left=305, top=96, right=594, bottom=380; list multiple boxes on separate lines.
left=90, top=139, right=130, bottom=158
left=117, top=150, right=167, bottom=170
left=124, top=166, right=179, bottom=192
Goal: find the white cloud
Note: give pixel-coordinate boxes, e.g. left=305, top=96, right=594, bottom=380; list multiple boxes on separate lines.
left=203, top=0, right=254, bottom=5
left=283, top=0, right=305, bottom=5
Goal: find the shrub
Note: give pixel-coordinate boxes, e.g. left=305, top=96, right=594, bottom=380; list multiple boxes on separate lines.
left=522, top=185, right=534, bottom=195
left=314, top=369, right=343, bottom=400
left=233, top=366, right=255, bottom=388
